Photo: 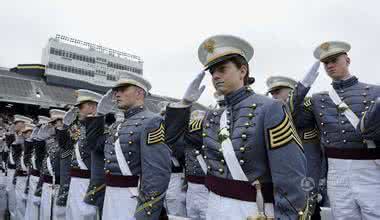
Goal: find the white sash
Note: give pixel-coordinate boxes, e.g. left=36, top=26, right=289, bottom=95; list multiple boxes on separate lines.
left=74, top=142, right=88, bottom=170
left=47, top=156, right=55, bottom=184
left=219, top=110, right=248, bottom=181
left=171, top=157, right=181, bottom=167
left=9, top=150, right=15, bottom=165
left=328, top=87, right=376, bottom=148
left=21, top=152, right=27, bottom=171
left=31, top=154, right=37, bottom=170
left=114, top=124, right=139, bottom=197
left=196, top=154, right=207, bottom=174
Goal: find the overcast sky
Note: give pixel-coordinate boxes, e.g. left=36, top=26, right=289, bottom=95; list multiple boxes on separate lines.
left=1, top=0, right=379, bottom=106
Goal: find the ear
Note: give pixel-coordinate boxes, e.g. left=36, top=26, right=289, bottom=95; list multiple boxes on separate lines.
left=239, top=65, right=248, bottom=80
left=346, top=56, right=351, bottom=65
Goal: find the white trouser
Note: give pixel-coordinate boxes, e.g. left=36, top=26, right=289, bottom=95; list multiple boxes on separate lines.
left=165, top=173, right=187, bottom=217
left=0, top=172, right=8, bottom=215
left=6, top=169, right=16, bottom=218
left=65, top=177, right=97, bottom=220
left=186, top=182, right=208, bottom=220
left=327, top=159, right=380, bottom=220
left=40, top=183, right=60, bottom=220
left=102, top=186, right=137, bottom=220
left=15, top=176, right=27, bottom=219
left=24, top=175, right=40, bottom=220
left=206, top=191, right=274, bottom=220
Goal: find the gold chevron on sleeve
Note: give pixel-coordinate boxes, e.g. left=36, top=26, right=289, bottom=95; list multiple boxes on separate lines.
left=268, top=111, right=303, bottom=149
left=303, top=128, right=319, bottom=140
left=147, top=123, right=165, bottom=145
left=189, top=118, right=203, bottom=133
left=303, top=97, right=313, bottom=111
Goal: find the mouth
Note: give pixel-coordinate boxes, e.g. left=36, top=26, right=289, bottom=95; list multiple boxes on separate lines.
left=214, top=81, right=224, bottom=87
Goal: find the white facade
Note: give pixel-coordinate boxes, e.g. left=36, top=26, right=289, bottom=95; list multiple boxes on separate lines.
left=41, top=34, right=143, bottom=87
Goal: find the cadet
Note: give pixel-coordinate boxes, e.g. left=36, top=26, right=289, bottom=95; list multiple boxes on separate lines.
left=165, top=35, right=308, bottom=219
left=58, top=89, right=103, bottom=219
left=158, top=101, right=188, bottom=218
left=185, top=110, right=208, bottom=220
left=25, top=116, right=50, bottom=220
left=85, top=72, right=172, bottom=219
left=36, top=109, right=64, bottom=220
left=8, top=115, right=32, bottom=219
left=267, top=76, right=324, bottom=219
left=292, top=41, right=380, bottom=219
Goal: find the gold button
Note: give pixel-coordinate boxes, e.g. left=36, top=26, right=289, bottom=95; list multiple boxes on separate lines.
left=106, top=160, right=110, bottom=163
left=240, top=147, right=245, bottom=152
left=147, top=211, right=151, bottom=216
left=207, top=166, right=211, bottom=170
left=218, top=168, right=224, bottom=173
left=320, top=122, right=324, bottom=126
left=195, top=150, right=200, bottom=155
left=239, top=160, right=245, bottom=165
left=241, top=134, right=247, bottom=139
left=319, top=113, right=323, bottom=117
left=251, top=104, right=257, bottom=109
left=203, top=155, right=207, bottom=159
left=218, top=148, right=223, bottom=152
left=248, top=113, right=254, bottom=118
left=128, top=141, right=133, bottom=144
left=105, top=170, right=110, bottom=174
left=342, top=130, right=346, bottom=134
left=202, top=133, right=207, bottom=137
left=220, top=159, right=225, bottom=164
left=128, top=152, right=132, bottom=155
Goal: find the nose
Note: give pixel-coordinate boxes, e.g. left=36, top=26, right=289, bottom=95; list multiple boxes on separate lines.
left=212, top=71, right=221, bottom=81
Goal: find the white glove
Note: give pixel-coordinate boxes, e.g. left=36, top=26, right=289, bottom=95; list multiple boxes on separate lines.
left=97, top=89, right=116, bottom=115
left=300, top=61, right=320, bottom=88
left=37, top=124, right=52, bottom=140
left=182, top=71, right=206, bottom=105
left=55, top=205, right=67, bottom=216
left=63, top=107, right=78, bottom=126
left=32, top=195, right=41, bottom=206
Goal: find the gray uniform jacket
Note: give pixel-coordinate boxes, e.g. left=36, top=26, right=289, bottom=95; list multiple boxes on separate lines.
left=165, top=86, right=307, bottom=219
left=292, top=76, right=380, bottom=158
left=87, top=106, right=172, bottom=220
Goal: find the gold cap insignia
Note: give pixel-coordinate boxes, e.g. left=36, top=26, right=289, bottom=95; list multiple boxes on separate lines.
left=320, top=42, right=330, bottom=51
left=74, top=90, right=79, bottom=98
left=203, top=39, right=216, bottom=53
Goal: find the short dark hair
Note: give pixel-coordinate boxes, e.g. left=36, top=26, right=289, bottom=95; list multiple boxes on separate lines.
left=209, top=55, right=251, bottom=85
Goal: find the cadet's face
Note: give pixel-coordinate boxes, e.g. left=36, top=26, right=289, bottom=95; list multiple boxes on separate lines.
left=210, top=61, right=246, bottom=95
left=115, top=85, right=139, bottom=110
left=270, top=87, right=292, bottom=102
left=54, top=119, right=63, bottom=128
left=323, top=54, right=350, bottom=80
left=23, top=130, right=32, bottom=139
left=14, top=122, right=25, bottom=132
left=79, top=102, right=97, bottom=117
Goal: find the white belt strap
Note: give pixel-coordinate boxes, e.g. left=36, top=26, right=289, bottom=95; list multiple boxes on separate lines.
left=196, top=154, right=207, bottom=174
left=328, top=87, right=376, bottom=148
left=9, top=150, right=15, bottom=165
left=47, top=156, right=55, bottom=184
left=171, top=157, right=181, bottom=168
left=114, top=124, right=139, bottom=197
left=74, top=142, right=88, bottom=170
left=21, top=152, right=27, bottom=171
left=31, top=154, right=37, bottom=170
left=219, top=110, right=248, bottom=181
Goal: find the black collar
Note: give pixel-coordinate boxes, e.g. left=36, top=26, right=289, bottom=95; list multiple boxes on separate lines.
left=124, top=105, right=145, bottom=119
left=224, top=86, right=254, bottom=107
left=332, top=76, right=358, bottom=90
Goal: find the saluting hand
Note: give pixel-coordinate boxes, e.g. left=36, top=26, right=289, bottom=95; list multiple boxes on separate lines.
left=301, top=61, right=320, bottom=88
left=63, top=107, right=78, bottom=126
left=97, top=89, right=116, bottom=115
left=182, top=71, right=206, bottom=105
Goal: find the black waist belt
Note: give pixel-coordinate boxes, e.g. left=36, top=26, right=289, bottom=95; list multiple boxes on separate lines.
left=30, top=169, right=40, bottom=177
left=15, top=170, right=28, bottom=177
left=186, top=175, right=205, bottom=185
left=172, top=166, right=183, bottom=173
left=42, top=174, right=53, bottom=184
left=70, top=168, right=91, bottom=179
left=325, top=147, right=380, bottom=159
left=8, top=164, right=16, bottom=169
left=205, top=175, right=274, bottom=203
left=105, top=173, right=139, bottom=188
